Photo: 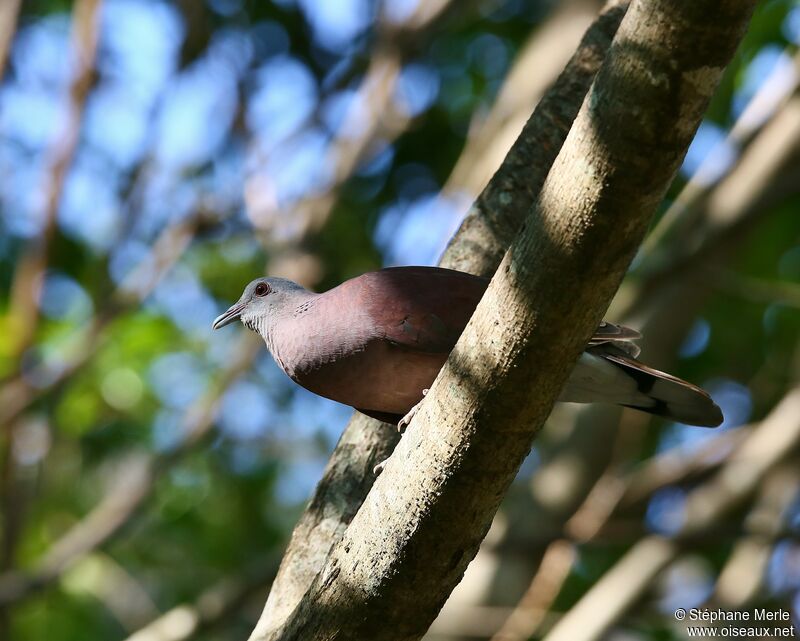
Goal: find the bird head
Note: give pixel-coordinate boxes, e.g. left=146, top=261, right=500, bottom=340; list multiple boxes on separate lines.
left=212, top=277, right=308, bottom=333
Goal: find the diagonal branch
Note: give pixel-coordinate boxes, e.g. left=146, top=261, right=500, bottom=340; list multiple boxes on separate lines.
left=441, top=0, right=603, bottom=202
left=438, top=0, right=631, bottom=275
left=255, top=1, right=631, bottom=631
left=258, top=1, right=757, bottom=639
left=449, top=45, right=800, bottom=637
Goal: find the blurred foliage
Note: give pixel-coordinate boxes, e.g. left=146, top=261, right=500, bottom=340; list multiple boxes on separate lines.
left=0, top=0, right=799, bottom=640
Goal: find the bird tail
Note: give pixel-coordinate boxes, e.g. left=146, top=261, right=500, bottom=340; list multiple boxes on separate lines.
left=562, top=346, right=723, bottom=427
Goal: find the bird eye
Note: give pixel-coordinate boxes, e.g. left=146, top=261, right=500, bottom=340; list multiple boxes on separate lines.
left=254, top=283, right=270, bottom=297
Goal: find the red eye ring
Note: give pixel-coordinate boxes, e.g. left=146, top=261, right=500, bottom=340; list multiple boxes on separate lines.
left=254, top=282, right=270, bottom=297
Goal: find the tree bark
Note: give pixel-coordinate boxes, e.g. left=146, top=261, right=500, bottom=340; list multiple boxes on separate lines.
left=255, top=2, right=629, bottom=633
left=254, top=1, right=757, bottom=639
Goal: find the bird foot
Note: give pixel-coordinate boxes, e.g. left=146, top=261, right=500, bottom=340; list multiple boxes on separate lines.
left=398, top=388, right=429, bottom=434
left=374, top=390, right=430, bottom=475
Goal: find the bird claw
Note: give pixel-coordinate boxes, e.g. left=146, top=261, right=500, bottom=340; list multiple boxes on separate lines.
left=375, top=389, right=430, bottom=475
left=398, top=388, right=429, bottom=434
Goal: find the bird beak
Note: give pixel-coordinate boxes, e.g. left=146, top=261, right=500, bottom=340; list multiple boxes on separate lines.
left=212, top=301, right=246, bottom=330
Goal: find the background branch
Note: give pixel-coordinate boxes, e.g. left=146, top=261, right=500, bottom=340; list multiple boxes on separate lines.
left=0, top=0, right=21, bottom=82
left=0, top=332, right=260, bottom=606
left=542, top=385, right=800, bottom=641
left=123, top=559, right=278, bottom=641
left=5, top=0, right=101, bottom=366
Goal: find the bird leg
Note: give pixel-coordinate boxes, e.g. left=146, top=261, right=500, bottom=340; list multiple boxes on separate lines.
left=397, top=388, right=428, bottom=434
left=373, top=389, right=430, bottom=475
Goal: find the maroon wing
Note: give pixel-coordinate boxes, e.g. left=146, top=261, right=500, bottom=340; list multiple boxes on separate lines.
left=354, top=266, right=639, bottom=356
left=358, top=267, right=488, bottom=353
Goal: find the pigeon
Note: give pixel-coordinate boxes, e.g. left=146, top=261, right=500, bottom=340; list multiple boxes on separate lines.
left=212, top=266, right=723, bottom=428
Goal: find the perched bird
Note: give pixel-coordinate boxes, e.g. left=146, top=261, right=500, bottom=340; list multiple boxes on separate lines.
left=213, top=266, right=723, bottom=428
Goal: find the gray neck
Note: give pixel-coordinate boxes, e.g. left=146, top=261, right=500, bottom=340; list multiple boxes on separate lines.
left=253, top=290, right=320, bottom=366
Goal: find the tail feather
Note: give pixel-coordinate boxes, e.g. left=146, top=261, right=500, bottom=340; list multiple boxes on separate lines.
left=562, top=347, right=723, bottom=427
left=602, top=351, right=723, bottom=427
